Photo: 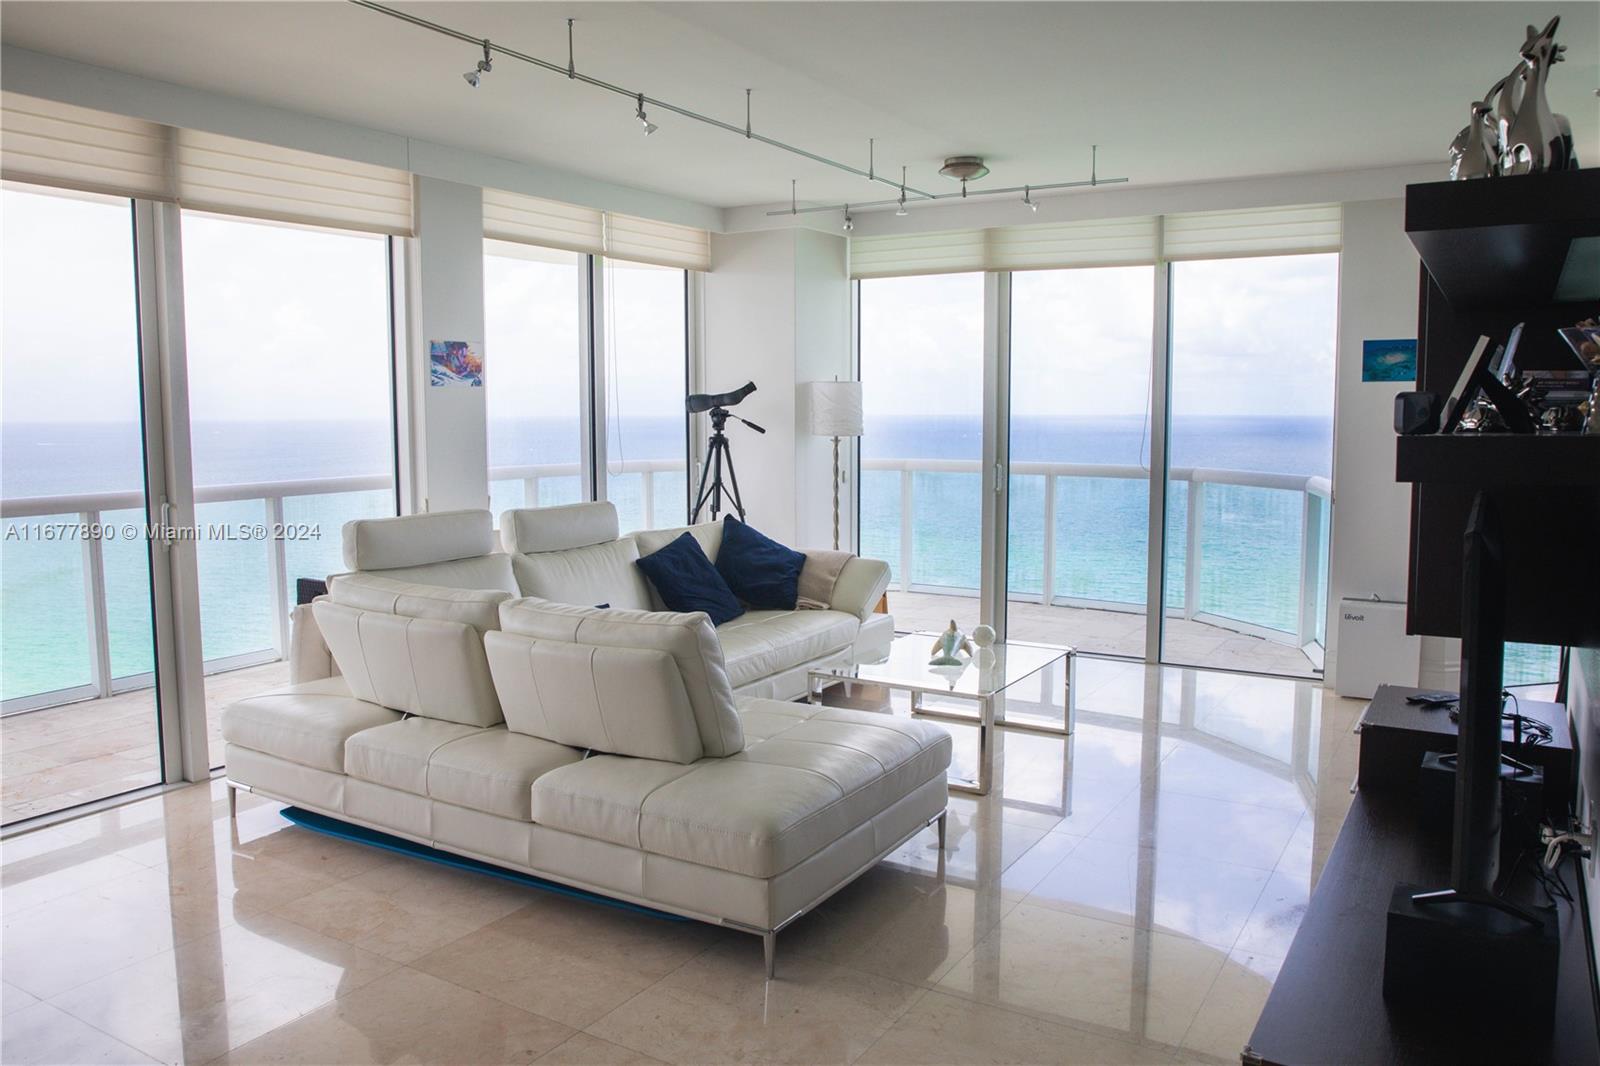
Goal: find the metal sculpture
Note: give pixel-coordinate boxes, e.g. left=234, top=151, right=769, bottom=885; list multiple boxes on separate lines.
left=1449, top=16, right=1578, bottom=179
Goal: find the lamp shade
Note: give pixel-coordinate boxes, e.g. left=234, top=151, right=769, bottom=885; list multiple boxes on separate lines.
left=804, top=379, right=864, bottom=437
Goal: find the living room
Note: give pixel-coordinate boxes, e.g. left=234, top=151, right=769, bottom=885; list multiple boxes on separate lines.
left=2, top=3, right=1598, bottom=1064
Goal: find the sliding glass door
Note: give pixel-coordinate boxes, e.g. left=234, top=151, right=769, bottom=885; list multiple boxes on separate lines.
left=1161, top=254, right=1338, bottom=676
left=1007, top=266, right=1157, bottom=658
left=1, top=186, right=166, bottom=823
left=859, top=273, right=987, bottom=633
left=180, top=212, right=397, bottom=758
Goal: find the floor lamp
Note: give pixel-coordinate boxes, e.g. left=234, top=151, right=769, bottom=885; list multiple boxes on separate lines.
left=804, top=379, right=864, bottom=550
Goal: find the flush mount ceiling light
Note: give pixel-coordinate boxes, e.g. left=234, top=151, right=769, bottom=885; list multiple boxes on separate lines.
left=350, top=0, right=1126, bottom=217
left=938, top=156, right=990, bottom=182
left=463, top=39, right=491, bottom=87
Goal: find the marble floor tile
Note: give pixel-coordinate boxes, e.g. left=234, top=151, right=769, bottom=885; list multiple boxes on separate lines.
left=1090, top=789, right=1303, bottom=873
left=215, top=966, right=571, bottom=1064
left=49, top=913, right=400, bottom=1063
left=535, top=1032, right=667, bottom=1065
left=0, top=1001, right=156, bottom=1065
left=587, top=940, right=924, bottom=1065
left=413, top=893, right=719, bottom=1029
left=857, top=989, right=1171, bottom=1065
left=1177, top=948, right=1283, bottom=1062
left=936, top=903, right=1229, bottom=1049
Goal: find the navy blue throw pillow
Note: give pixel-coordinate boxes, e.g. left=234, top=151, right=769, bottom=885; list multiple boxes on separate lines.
left=716, top=516, right=807, bottom=610
left=635, top=533, right=745, bottom=625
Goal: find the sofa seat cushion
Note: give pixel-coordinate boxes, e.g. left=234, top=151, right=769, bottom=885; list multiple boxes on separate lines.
left=345, top=718, right=484, bottom=796
left=529, top=700, right=952, bottom=878
left=427, top=727, right=583, bottom=821
left=715, top=610, right=858, bottom=689
left=221, top=677, right=401, bottom=773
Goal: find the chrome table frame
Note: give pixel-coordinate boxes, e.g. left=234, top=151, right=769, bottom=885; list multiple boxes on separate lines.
left=807, top=640, right=1074, bottom=797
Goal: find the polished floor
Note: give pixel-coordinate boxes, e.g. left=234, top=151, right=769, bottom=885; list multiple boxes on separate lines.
left=1, top=663, right=289, bottom=825
left=0, top=657, right=1361, bottom=1064
left=889, top=590, right=1322, bottom=679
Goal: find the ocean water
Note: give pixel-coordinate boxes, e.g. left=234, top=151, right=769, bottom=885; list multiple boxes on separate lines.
left=1, top=414, right=1556, bottom=700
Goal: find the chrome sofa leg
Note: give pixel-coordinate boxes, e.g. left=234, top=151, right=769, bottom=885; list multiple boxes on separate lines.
left=763, top=931, right=776, bottom=980
left=936, top=810, right=947, bottom=850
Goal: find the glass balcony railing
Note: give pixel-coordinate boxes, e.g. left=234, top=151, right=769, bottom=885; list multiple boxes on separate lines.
left=489, top=459, right=687, bottom=533
left=1, top=476, right=393, bottom=711
left=862, top=458, right=1333, bottom=649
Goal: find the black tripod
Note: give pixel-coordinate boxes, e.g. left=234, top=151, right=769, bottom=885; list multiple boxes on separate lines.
left=691, top=405, right=765, bottom=522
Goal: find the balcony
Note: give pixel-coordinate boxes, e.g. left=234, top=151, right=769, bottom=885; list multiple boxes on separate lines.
left=862, top=458, right=1331, bottom=677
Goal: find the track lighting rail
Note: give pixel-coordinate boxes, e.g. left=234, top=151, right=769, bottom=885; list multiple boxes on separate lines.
left=764, top=174, right=1129, bottom=218
left=349, top=0, right=939, bottom=199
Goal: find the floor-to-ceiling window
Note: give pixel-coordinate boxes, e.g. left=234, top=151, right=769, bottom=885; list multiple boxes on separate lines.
left=1, top=186, right=165, bottom=823
left=484, top=241, right=586, bottom=518
left=181, top=212, right=397, bottom=758
left=1161, top=253, right=1338, bottom=676
left=859, top=272, right=986, bottom=633
left=1007, top=266, right=1157, bottom=658
left=602, top=258, right=689, bottom=531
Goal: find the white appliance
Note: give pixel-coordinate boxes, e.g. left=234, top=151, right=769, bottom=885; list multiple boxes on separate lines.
left=1335, top=597, right=1421, bottom=698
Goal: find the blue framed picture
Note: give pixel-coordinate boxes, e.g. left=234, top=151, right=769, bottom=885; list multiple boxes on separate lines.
left=1362, top=338, right=1417, bottom=382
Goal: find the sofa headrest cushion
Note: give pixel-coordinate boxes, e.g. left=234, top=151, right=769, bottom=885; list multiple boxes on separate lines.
left=329, top=572, right=511, bottom=632
left=633, top=521, right=723, bottom=563
left=343, top=510, right=496, bottom=571
left=500, top=501, right=619, bottom=554
left=498, top=598, right=744, bottom=757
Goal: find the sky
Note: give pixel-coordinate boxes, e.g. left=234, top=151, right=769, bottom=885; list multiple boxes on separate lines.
left=860, top=254, right=1340, bottom=421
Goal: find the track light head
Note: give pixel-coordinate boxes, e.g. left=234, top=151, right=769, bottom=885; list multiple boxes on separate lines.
left=465, top=40, right=491, bottom=87
left=842, top=207, right=854, bottom=232
left=635, top=93, right=657, bottom=136
left=1023, top=185, right=1038, bottom=212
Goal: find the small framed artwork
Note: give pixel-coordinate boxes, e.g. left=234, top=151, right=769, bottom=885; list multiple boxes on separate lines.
left=430, top=340, right=483, bottom=387
left=1362, top=338, right=1417, bottom=382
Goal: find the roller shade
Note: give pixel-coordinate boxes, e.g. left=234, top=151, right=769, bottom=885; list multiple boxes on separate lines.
left=849, top=229, right=987, bottom=279
left=175, top=129, right=413, bottom=235
left=1160, top=203, right=1342, bottom=260
left=604, top=213, right=711, bottom=271
left=483, top=186, right=710, bottom=271
left=1, top=92, right=170, bottom=200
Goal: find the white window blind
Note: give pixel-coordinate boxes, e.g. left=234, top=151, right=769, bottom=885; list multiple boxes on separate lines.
left=2, top=92, right=414, bottom=234
left=604, top=213, right=711, bottom=272
left=849, top=229, right=988, bottom=279
left=1160, top=204, right=1342, bottom=260
left=851, top=204, right=1342, bottom=278
left=175, top=129, right=413, bottom=236
left=484, top=187, right=710, bottom=272
left=1, top=92, right=171, bottom=201
left=483, top=188, right=605, bottom=256
left=987, top=216, right=1160, bottom=272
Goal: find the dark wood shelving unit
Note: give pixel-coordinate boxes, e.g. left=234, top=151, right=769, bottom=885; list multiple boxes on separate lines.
left=1250, top=171, right=1600, bottom=1063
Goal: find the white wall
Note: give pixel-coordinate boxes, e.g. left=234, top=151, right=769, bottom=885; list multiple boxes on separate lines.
left=701, top=227, right=852, bottom=548
left=1324, top=198, right=1456, bottom=690
left=410, top=177, right=489, bottom=514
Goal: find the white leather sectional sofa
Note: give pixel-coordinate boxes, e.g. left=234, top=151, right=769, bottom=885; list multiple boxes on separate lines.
left=224, top=507, right=947, bottom=975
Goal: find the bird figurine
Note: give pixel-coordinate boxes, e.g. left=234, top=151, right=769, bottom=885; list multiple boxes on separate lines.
left=929, top=620, right=975, bottom=666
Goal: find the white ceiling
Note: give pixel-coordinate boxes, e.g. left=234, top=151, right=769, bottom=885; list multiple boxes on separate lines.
left=3, top=2, right=1597, bottom=212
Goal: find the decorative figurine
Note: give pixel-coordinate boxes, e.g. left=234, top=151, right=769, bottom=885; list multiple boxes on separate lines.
left=1449, top=16, right=1577, bottom=179
left=1449, top=81, right=1505, bottom=180
left=1500, top=17, right=1575, bottom=175
left=971, top=624, right=996, bottom=648
left=929, top=620, right=975, bottom=666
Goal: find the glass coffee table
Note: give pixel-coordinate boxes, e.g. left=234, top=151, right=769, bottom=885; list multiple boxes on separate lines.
left=807, top=632, right=1075, bottom=796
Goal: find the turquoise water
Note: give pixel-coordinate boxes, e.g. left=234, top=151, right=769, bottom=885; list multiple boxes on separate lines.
left=1, top=414, right=1560, bottom=700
